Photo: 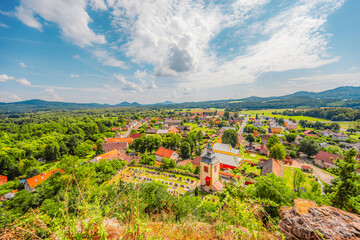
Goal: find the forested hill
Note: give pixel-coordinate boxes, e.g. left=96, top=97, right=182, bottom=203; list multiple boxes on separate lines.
left=1, top=86, right=359, bottom=113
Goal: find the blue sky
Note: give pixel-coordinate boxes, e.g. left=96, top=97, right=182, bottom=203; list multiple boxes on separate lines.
left=0, top=0, right=359, bottom=104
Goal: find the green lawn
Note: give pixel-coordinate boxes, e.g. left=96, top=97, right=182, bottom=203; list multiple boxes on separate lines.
left=184, top=122, right=213, bottom=132
left=282, top=166, right=316, bottom=190
left=241, top=163, right=261, bottom=176
left=242, top=109, right=328, bottom=122
left=243, top=153, right=266, bottom=163
left=109, top=166, right=199, bottom=195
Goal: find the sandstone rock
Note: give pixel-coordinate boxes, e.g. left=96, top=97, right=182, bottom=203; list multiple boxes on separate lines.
left=279, top=199, right=360, bottom=240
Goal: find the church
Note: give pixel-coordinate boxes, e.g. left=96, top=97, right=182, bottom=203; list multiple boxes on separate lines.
left=200, top=142, right=224, bottom=192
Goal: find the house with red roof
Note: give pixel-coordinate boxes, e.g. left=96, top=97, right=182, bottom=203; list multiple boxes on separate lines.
left=91, top=149, right=121, bottom=162
left=304, top=129, right=318, bottom=138
left=314, top=151, right=343, bottom=168
left=24, top=169, right=64, bottom=191
left=0, top=175, right=8, bottom=185
left=259, top=144, right=269, bottom=156
left=101, top=142, right=128, bottom=153
left=191, top=156, right=202, bottom=168
left=105, top=137, right=133, bottom=144
left=155, top=147, right=179, bottom=162
left=301, top=165, right=312, bottom=172
left=177, top=159, right=192, bottom=166
left=129, top=133, right=142, bottom=139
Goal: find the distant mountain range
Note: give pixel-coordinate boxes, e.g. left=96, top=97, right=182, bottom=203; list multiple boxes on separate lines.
left=0, top=86, right=359, bottom=113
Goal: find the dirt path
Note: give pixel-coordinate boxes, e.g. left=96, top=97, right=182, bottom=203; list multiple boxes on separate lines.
left=301, top=155, right=335, bottom=185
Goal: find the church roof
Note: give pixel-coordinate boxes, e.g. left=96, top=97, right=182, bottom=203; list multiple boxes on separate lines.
left=201, top=150, right=219, bottom=165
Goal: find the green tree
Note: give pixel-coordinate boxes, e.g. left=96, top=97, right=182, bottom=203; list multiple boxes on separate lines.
left=270, top=144, right=286, bottom=161
left=180, top=142, right=191, bottom=159
left=44, top=143, right=60, bottom=162
left=194, top=165, right=200, bottom=174
left=139, top=154, right=156, bottom=166
left=298, top=137, right=320, bottom=157
left=266, top=134, right=280, bottom=149
left=293, top=169, right=306, bottom=196
left=323, top=145, right=342, bottom=156
left=96, top=142, right=105, bottom=155
left=285, top=133, right=297, bottom=143
left=245, top=134, right=255, bottom=144
left=194, top=186, right=199, bottom=196
left=222, top=129, right=238, bottom=148
left=328, top=148, right=360, bottom=213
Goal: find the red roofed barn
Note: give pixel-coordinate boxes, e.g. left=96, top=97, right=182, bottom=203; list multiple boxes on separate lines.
left=155, top=147, right=179, bottom=162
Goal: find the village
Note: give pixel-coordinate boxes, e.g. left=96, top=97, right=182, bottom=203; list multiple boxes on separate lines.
left=1, top=108, right=359, bottom=201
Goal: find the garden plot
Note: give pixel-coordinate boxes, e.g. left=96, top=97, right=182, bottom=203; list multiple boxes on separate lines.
left=109, top=166, right=200, bottom=195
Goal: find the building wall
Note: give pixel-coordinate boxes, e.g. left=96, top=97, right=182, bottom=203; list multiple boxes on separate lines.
left=200, top=161, right=220, bottom=191
left=24, top=181, right=33, bottom=191
left=314, top=158, right=336, bottom=168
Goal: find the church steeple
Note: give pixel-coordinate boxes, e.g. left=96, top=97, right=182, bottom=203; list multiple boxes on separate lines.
left=201, top=141, right=219, bottom=165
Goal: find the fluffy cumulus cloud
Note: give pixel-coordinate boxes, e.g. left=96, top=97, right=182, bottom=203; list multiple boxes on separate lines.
left=11, top=0, right=347, bottom=100
left=70, top=74, right=79, bottom=78
left=108, top=0, right=344, bottom=88
left=0, top=74, right=14, bottom=82
left=20, top=62, right=27, bottom=67
left=0, top=74, right=31, bottom=86
left=16, top=78, right=32, bottom=86
left=147, top=80, right=158, bottom=89
left=45, top=88, right=63, bottom=101
left=15, top=0, right=106, bottom=47
left=114, top=74, right=143, bottom=93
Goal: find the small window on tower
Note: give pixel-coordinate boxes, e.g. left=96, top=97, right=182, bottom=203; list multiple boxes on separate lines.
left=204, top=166, right=208, bottom=173
left=214, top=166, right=217, bottom=172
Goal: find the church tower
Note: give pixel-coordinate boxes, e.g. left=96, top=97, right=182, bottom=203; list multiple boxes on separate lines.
left=200, top=142, right=223, bottom=192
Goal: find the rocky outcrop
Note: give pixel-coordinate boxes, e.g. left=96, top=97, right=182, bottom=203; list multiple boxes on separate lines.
left=279, top=199, right=360, bottom=240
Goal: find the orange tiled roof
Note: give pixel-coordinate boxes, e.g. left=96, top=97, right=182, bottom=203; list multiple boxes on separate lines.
left=95, top=149, right=120, bottom=162
left=154, top=161, right=164, bottom=167
left=155, top=147, right=175, bottom=159
left=0, top=175, right=8, bottom=185
left=169, top=126, right=180, bottom=134
left=106, top=137, right=133, bottom=144
left=26, top=169, right=64, bottom=189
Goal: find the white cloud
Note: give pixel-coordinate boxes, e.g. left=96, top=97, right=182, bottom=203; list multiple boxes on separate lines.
left=0, top=22, right=9, bottom=28
left=20, top=62, right=27, bottom=67
left=168, top=90, right=178, bottom=99
left=289, top=72, right=360, bottom=83
left=15, top=0, right=106, bottom=47
left=16, top=78, right=32, bottom=86
left=94, top=50, right=127, bottom=68
left=0, top=74, right=14, bottom=82
left=134, top=69, right=148, bottom=81
left=45, top=88, right=63, bottom=101
left=349, top=66, right=358, bottom=71
left=183, top=87, right=192, bottom=95
left=89, top=0, right=107, bottom=11
left=73, top=54, right=80, bottom=59
left=147, top=80, right=158, bottom=89
left=10, top=94, right=22, bottom=101
left=114, top=74, right=143, bottom=93
left=109, top=0, right=344, bottom=88
left=70, top=74, right=79, bottom=78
